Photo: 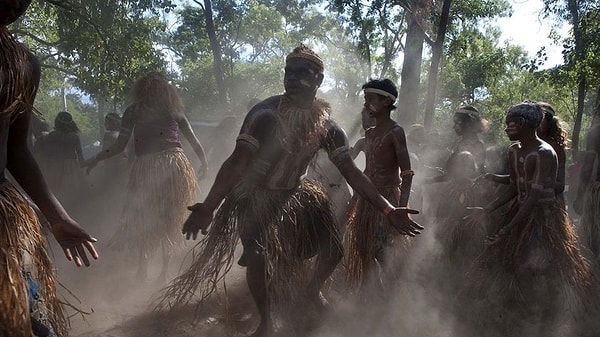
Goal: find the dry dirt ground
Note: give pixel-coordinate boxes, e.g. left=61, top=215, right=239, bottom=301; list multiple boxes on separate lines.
left=52, top=238, right=597, bottom=337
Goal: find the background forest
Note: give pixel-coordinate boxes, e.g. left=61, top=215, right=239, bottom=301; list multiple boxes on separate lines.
left=11, top=0, right=600, bottom=159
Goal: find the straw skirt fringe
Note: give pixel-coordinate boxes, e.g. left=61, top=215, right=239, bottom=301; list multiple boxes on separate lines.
left=343, top=184, right=411, bottom=289
left=0, top=181, right=66, bottom=337
left=111, top=148, right=197, bottom=257
left=467, top=200, right=590, bottom=312
left=155, top=179, right=340, bottom=314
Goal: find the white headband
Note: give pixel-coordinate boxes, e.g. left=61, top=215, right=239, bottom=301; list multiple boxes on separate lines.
left=363, top=88, right=397, bottom=102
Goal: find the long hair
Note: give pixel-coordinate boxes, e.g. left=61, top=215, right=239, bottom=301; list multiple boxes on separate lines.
left=538, top=102, right=570, bottom=149
left=130, top=72, right=184, bottom=113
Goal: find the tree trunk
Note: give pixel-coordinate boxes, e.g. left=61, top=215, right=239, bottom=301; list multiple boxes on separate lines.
left=202, top=0, right=228, bottom=107
left=423, top=0, right=452, bottom=130
left=397, top=12, right=424, bottom=126
left=568, top=0, right=586, bottom=153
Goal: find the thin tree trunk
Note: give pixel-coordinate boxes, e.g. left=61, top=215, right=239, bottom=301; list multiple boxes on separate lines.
left=568, top=0, right=585, bottom=153
left=202, top=0, right=228, bottom=106
left=423, top=0, right=452, bottom=130
left=397, top=12, right=424, bottom=126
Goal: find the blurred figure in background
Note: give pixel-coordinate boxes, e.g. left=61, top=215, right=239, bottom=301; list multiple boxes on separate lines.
left=84, top=71, right=208, bottom=281
left=574, top=116, right=600, bottom=257
left=35, top=111, right=87, bottom=209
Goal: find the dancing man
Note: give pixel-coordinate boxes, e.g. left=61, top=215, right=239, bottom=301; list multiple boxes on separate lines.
left=157, top=45, right=422, bottom=337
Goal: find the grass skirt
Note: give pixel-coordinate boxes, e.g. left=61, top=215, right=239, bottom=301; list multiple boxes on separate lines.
left=155, top=179, right=340, bottom=317
left=111, top=148, right=197, bottom=257
left=434, top=181, right=486, bottom=270
left=343, top=184, right=412, bottom=290
left=580, top=181, right=600, bottom=257
left=464, top=200, right=590, bottom=317
left=0, top=181, right=66, bottom=336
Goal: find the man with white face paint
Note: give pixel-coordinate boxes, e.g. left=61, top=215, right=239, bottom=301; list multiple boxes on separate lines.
left=158, top=45, right=422, bottom=337
left=464, top=102, right=590, bottom=337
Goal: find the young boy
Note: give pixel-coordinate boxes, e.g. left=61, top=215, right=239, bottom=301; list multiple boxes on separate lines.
left=344, top=79, right=414, bottom=293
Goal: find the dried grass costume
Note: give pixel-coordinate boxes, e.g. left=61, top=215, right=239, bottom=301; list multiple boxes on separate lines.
left=464, top=148, right=591, bottom=327
left=344, top=127, right=412, bottom=290
left=1, top=27, right=66, bottom=336
left=110, top=103, right=197, bottom=257
left=157, top=96, right=343, bottom=318
left=434, top=180, right=485, bottom=269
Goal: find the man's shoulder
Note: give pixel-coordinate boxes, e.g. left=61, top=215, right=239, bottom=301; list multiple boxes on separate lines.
left=248, top=95, right=281, bottom=114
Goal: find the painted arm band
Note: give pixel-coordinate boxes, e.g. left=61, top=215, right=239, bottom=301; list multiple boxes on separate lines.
left=329, top=145, right=350, bottom=166
left=237, top=134, right=260, bottom=150
left=400, top=169, right=415, bottom=177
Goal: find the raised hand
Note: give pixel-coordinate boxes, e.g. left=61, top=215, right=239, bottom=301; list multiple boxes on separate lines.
left=51, top=218, right=98, bottom=267
left=386, top=207, right=423, bottom=236
left=182, top=203, right=214, bottom=240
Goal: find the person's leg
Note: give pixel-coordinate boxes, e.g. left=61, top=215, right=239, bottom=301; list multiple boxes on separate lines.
left=306, top=223, right=343, bottom=310
left=245, top=247, right=272, bottom=337
left=241, top=218, right=273, bottom=337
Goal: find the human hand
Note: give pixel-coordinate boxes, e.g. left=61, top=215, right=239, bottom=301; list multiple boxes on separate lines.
left=386, top=207, right=423, bottom=236
left=81, top=157, right=99, bottom=175
left=182, top=203, right=214, bottom=240
left=51, top=218, right=98, bottom=267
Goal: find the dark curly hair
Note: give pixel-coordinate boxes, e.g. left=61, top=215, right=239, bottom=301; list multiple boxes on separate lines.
left=130, top=71, right=184, bottom=113
left=362, top=78, right=398, bottom=110
left=537, top=101, right=570, bottom=149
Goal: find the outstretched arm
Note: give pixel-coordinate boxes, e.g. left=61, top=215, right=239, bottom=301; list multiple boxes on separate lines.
left=176, top=112, right=208, bottom=177
left=181, top=141, right=253, bottom=239
left=181, top=108, right=270, bottom=239
left=8, top=111, right=97, bottom=266
left=83, top=107, right=134, bottom=173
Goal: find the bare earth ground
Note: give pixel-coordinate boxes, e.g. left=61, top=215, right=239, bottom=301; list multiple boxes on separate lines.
left=46, top=177, right=599, bottom=337
left=51, top=237, right=592, bottom=337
